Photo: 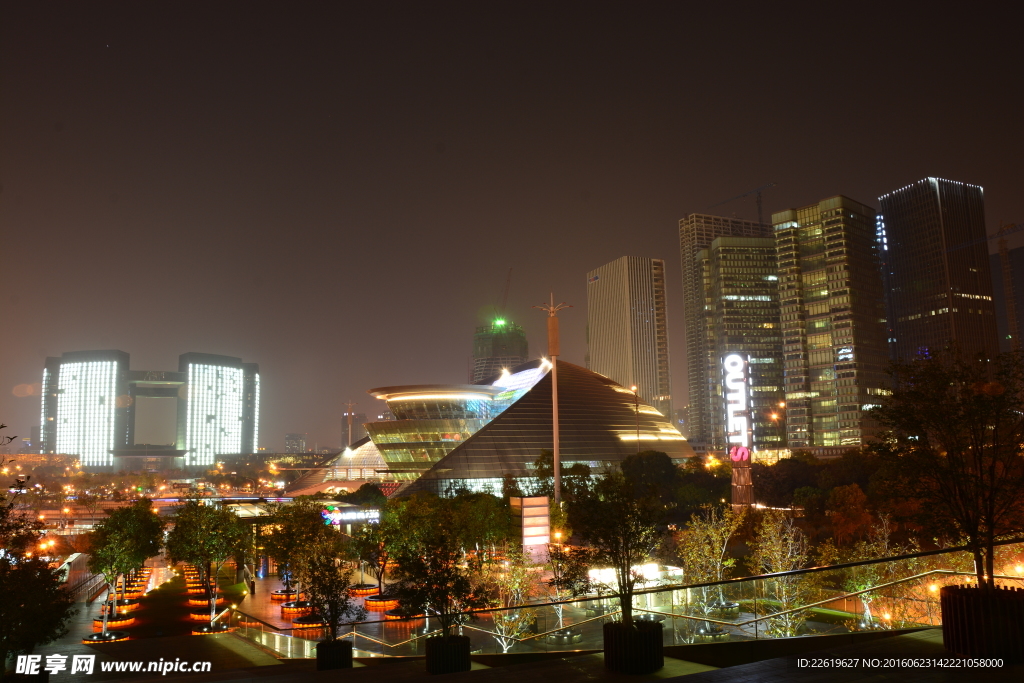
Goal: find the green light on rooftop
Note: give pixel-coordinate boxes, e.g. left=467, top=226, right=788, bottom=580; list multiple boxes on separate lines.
left=494, top=319, right=507, bottom=326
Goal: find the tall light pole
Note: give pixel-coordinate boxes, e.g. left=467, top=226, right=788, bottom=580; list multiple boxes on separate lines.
left=631, top=385, right=640, bottom=453
left=534, top=293, right=571, bottom=506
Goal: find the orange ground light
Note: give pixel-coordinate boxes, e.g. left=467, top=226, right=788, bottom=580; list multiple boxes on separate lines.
left=83, top=634, right=129, bottom=644
left=93, top=617, right=135, bottom=629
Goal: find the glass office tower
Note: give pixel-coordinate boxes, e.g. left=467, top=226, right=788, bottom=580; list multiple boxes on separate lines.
left=772, top=196, right=889, bottom=448
left=878, top=178, right=998, bottom=360
left=696, top=237, right=784, bottom=452
left=679, top=214, right=772, bottom=446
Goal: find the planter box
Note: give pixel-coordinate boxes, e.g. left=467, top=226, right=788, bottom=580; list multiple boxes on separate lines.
left=603, top=621, right=663, bottom=674
left=425, top=635, right=471, bottom=675
left=316, top=640, right=353, bottom=670
left=941, top=585, right=1024, bottom=663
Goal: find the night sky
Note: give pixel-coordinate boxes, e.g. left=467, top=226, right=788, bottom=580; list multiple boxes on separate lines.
left=2, top=3, right=1022, bottom=451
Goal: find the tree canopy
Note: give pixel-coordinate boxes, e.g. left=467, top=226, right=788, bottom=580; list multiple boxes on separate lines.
left=870, top=350, right=1024, bottom=586
left=567, top=471, right=663, bottom=625
left=0, top=425, right=77, bottom=668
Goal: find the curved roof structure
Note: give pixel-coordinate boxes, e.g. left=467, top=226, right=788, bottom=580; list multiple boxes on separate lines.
left=397, top=359, right=694, bottom=496
left=291, top=359, right=694, bottom=498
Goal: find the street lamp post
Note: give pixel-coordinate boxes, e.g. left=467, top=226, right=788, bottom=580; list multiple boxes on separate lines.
left=534, top=293, right=571, bottom=507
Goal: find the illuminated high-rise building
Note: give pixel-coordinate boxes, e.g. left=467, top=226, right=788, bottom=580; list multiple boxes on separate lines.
left=41, top=350, right=260, bottom=470
left=471, top=319, right=529, bottom=383
left=41, top=350, right=131, bottom=468
left=679, top=214, right=772, bottom=445
left=878, top=178, right=998, bottom=360
left=586, top=256, right=672, bottom=416
left=772, top=196, right=889, bottom=449
left=285, top=433, right=308, bottom=453
left=695, top=238, right=784, bottom=451
left=176, top=353, right=260, bottom=467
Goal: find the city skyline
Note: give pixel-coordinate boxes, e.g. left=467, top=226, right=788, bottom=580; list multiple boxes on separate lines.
left=2, top=5, right=1021, bottom=451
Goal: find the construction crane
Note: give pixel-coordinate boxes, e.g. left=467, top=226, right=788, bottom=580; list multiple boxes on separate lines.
left=705, top=182, right=777, bottom=225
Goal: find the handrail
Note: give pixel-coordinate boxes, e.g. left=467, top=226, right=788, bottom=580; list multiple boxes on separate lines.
left=229, top=538, right=1024, bottom=659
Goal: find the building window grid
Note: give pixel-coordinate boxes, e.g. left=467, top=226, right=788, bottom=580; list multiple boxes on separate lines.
left=56, top=361, right=118, bottom=467
left=185, top=364, right=243, bottom=467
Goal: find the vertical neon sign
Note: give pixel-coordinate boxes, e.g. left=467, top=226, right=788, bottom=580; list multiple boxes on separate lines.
left=722, top=353, right=751, bottom=452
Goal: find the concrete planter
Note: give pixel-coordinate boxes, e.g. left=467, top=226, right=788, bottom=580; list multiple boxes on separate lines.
left=316, top=639, right=353, bottom=670
left=941, top=584, right=1024, bottom=663
left=603, top=621, right=663, bottom=674
left=425, top=635, right=471, bottom=674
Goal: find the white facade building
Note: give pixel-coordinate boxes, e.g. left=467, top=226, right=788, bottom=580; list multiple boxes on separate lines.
left=586, top=256, right=672, bottom=416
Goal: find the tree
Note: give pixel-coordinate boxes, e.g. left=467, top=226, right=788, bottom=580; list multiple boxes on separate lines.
left=674, top=505, right=745, bottom=633
left=166, top=499, right=246, bottom=626
left=826, top=483, right=872, bottom=546
left=620, top=450, right=681, bottom=506
left=88, top=500, right=163, bottom=635
left=391, top=503, right=489, bottom=640
left=531, top=450, right=592, bottom=502
left=298, top=536, right=367, bottom=642
left=547, top=543, right=596, bottom=627
left=450, top=492, right=514, bottom=559
left=339, top=483, right=386, bottom=508
left=747, top=509, right=817, bottom=637
left=261, top=500, right=336, bottom=598
left=567, top=472, right=663, bottom=625
left=871, top=350, right=1024, bottom=586
left=1, top=426, right=77, bottom=672
left=0, top=555, right=76, bottom=676
left=351, top=504, right=401, bottom=595
left=486, top=548, right=537, bottom=653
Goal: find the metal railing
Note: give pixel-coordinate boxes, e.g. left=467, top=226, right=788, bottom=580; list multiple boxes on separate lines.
left=227, top=538, right=1024, bottom=659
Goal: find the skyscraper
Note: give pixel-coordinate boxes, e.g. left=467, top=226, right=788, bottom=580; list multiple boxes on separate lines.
left=176, top=352, right=260, bottom=467
left=990, top=247, right=1024, bottom=352
left=772, top=196, right=889, bottom=449
left=471, top=319, right=529, bottom=383
left=586, top=256, right=672, bottom=416
left=878, top=178, right=998, bottom=360
left=285, top=433, right=308, bottom=453
left=41, top=350, right=131, bottom=468
left=41, top=350, right=260, bottom=469
left=695, top=237, right=784, bottom=451
left=679, top=214, right=772, bottom=445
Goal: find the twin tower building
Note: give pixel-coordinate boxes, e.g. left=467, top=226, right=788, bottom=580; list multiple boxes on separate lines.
left=588, top=178, right=998, bottom=457
left=40, top=351, right=260, bottom=470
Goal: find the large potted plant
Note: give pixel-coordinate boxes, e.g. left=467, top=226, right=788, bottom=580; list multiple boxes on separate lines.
left=569, top=470, right=665, bottom=674
left=872, top=350, right=1024, bottom=662
left=298, top=536, right=367, bottom=670
left=392, top=498, right=488, bottom=674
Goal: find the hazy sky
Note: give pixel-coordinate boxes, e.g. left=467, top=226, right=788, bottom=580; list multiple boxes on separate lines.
left=2, top=3, right=1022, bottom=451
